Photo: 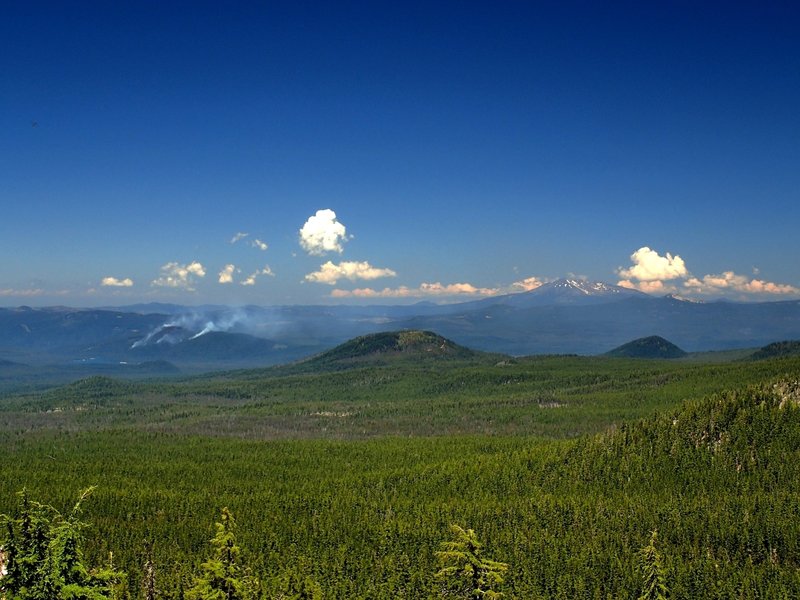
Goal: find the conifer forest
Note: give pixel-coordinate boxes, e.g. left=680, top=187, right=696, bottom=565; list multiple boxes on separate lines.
left=1, top=346, right=800, bottom=598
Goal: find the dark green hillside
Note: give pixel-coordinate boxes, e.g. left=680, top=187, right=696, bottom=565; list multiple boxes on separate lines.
left=605, top=335, right=687, bottom=358
left=60, top=374, right=141, bottom=398
left=749, top=340, right=800, bottom=360
left=301, top=329, right=481, bottom=368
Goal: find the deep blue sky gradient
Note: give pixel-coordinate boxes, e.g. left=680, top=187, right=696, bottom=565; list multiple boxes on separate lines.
left=2, top=1, right=799, bottom=304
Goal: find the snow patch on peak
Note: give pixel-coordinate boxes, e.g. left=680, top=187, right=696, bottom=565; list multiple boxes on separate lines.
left=553, top=279, right=622, bottom=296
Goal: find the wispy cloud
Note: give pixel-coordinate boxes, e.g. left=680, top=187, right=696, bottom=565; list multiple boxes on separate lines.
left=305, top=261, right=397, bottom=285
left=252, top=239, right=268, bottom=251
left=299, top=209, right=349, bottom=255
left=331, top=281, right=499, bottom=299
left=218, top=264, right=237, bottom=284
left=0, top=288, right=45, bottom=297
left=230, top=232, right=249, bottom=244
left=151, top=261, right=206, bottom=291
left=241, top=266, right=275, bottom=286
left=100, top=276, right=134, bottom=287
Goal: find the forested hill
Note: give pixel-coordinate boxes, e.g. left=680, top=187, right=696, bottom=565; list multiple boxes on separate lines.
left=749, top=340, right=800, bottom=360
left=605, top=335, right=687, bottom=358
left=512, top=377, right=800, bottom=597
left=299, top=329, right=483, bottom=369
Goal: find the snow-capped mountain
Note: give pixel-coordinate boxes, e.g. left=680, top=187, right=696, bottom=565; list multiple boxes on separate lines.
left=531, top=278, right=645, bottom=300
left=481, top=278, right=648, bottom=308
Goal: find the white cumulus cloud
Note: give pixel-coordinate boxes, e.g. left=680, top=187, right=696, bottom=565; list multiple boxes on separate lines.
left=151, top=261, right=206, bottom=291
left=614, top=246, right=799, bottom=298
left=218, top=264, right=237, bottom=284
left=230, top=232, right=249, bottom=244
left=617, top=247, right=688, bottom=282
left=299, top=209, right=349, bottom=255
left=252, top=239, right=268, bottom=251
left=510, top=276, right=545, bottom=292
left=101, top=277, right=134, bottom=287
left=304, top=261, right=397, bottom=285
left=683, top=272, right=800, bottom=296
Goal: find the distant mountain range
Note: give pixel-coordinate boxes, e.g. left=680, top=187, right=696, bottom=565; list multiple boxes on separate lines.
left=1, top=278, right=799, bottom=371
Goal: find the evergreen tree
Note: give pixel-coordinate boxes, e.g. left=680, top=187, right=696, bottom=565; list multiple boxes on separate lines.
left=0, top=488, right=128, bottom=600
left=638, top=530, right=668, bottom=600
left=435, top=524, right=508, bottom=599
left=185, top=508, right=257, bottom=600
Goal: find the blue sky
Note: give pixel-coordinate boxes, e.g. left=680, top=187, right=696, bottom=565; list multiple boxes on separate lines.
left=2, top=1, right=799, bottom=306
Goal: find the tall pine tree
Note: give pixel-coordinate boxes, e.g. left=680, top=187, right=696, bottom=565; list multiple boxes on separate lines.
left=185, top=508, right=257, bottom=600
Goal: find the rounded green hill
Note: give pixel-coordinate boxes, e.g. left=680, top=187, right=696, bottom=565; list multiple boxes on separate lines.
left=605, top=335, right=687, bottom=359
left=307, top=330, right=477, bottom=365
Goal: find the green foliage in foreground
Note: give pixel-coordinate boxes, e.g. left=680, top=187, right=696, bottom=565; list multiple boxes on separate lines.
left=0, top=487, right=126, bottom=600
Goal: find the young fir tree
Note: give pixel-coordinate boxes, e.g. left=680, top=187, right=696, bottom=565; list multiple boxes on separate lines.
left=435, top=524, right=508, bottom=599
left=638, top=530, right=669, bottom=600
left=0, top=487, right=128, bottom=600
left=185, top=508, right=258, bottom=600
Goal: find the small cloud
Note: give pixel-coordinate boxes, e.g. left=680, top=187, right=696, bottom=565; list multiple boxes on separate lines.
left=299, top=209, right=349, bottom=255
left=151, top=261, right=206, bottom=291
left=510, top=276, right=545, bottom=292
left=100, top=276, right=134, bottom=287
left=252, top=239, right=269, bottom=251
left=617, top=247, right=688, bottom=282
left=304, top=260, right=397, bottom=285
left=241, top=266, right=275, bottom=286
left=331, top=281, right=499, bottom=299
left=218, top=264, right=237, bottom=284
left=230, top=232, right=249, bottom=244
